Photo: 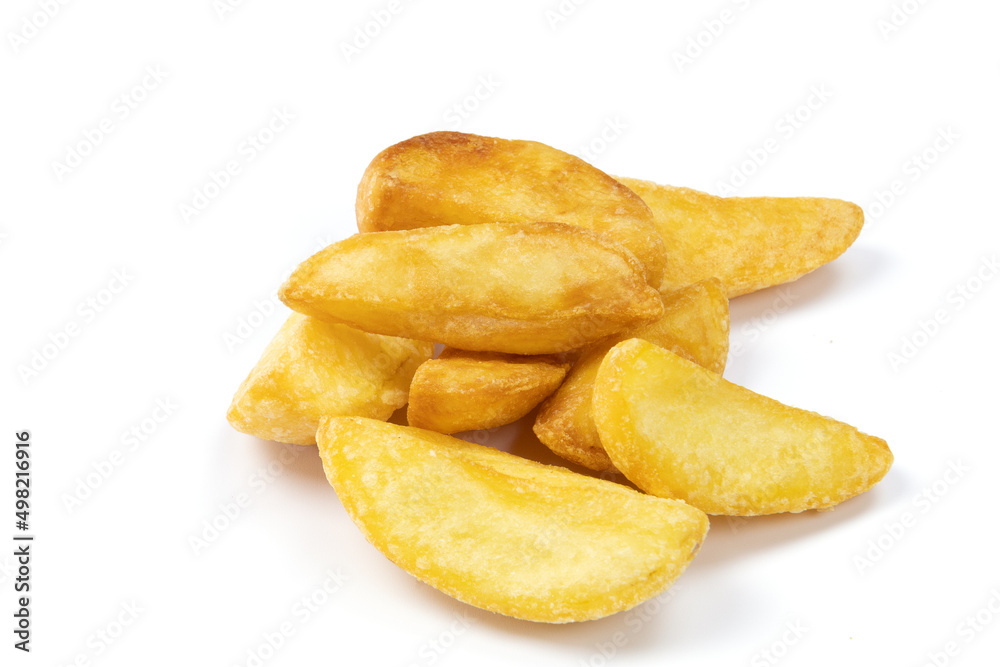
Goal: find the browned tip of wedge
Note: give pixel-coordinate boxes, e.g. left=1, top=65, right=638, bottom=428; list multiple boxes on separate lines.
left=358, top=132, right=666, bottom=287
left=318, top=417, right=709, bottom=623
left=279, top=222, right=663, bottom=355
left=534, top=279, right=731, bottom=472
left=616, top=177, right=864, bottom=297
left=407, top=351, right=569, bottom=434
left=593, top=338, right=893, bottom=516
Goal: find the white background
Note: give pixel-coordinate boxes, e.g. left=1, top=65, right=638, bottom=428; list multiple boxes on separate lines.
left=2, top=1, right=999, bottom=665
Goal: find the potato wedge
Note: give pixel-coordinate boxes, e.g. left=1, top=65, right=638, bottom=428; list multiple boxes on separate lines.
left=407, top=350, right=569, bottom=434
left=318, top=417, right=708, bottom=622
left=226, top=313, right=432, bottom=445
left=593, top=339, right=893, bottom=515
left=535, top=279, right=730, bottom=472
left=279, top=222, right=663, bottom=354
left=358, top=132, right=667, bottom=287
left=616, top=177, right=864, bottom=297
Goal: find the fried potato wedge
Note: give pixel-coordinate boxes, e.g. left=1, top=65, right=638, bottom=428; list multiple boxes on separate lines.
left=407, top=350, right=569, bottom=434
left=592, top=339, right=893, bottom=515
left=318, top=417, right=708, bottom=622
left=279, top=222, right=663, bottom=354
left=358, top=132, right=667, bottom=287
left=226, top=313, right=432, bottom=445
left=535, top=279, right=730, bottom=472
left=616, top=177, right=864, bottom=297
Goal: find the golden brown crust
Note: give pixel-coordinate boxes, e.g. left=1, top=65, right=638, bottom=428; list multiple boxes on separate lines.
left=617, top=177, right=864, bottom=297
left=358, top=132, right=667, bottom=287
left=279, top=222, right=663, bottom=355
left=407, top=351, right=569, bottom=434
left=226, top=313, right=432, bottom=444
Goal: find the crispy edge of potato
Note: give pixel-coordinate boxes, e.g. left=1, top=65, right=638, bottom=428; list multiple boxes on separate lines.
left=318, top=416, right=709, bottom=623
left=358, top=132, right=667, bottom=287
left=279, top=222, right=664, bottom=355
left=617, top=176, right=864, bottom=297
left=592, top=338, right=894, bottom=515
left=534, top=279, right=730, bottom=472
left=226, top=313, right=432, bottom=445
left=407, top=351, right=570, bottom=434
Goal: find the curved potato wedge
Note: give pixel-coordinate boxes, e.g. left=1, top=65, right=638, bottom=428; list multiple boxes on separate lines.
left=318, top=417, right=709, bottom=623
left=616, top=177, right=864, bottom=297
left=279, top=222, right=663, bottom=354
left=593, top=339, right=893, bottom=515
left=407, top=350, right=569, bottom=434
left=226, top=313, right=432, bottom=445
left=358, top=132, right=667, bottom=287
left=535, top=279, right=730, bottom=472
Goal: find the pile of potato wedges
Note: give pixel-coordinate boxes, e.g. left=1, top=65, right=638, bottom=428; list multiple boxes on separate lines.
left=227, top=131, right=892, bottom=623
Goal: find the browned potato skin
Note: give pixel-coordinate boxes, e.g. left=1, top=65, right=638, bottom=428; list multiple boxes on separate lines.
left=318, top=417, right=709, bottom=623
left=226, top=313, right=432, bottom=445
left=617, top=177, right=864, bottom=297
left=358, top=132, right=667, bottom=287
left=279, top=222, right=664, bottom=355
left=534, top=279, right=730, bottom=472
left=407, top=350, right=569, bottom=434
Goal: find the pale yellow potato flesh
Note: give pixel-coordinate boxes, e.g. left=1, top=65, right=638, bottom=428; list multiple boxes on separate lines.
left=534, top=279, right=730, bottom=472
left=318, top=417, right=709, bottom=623
left=616, top=177, right=864, bottom=297
left=279, top=222, right=663, bottom=355
left=226, top=313, right=432, bottom=445
left=407, top=350, right=569, bottom=434
left=592, top=339, right=893, bottom=515
left=358, top=132, right=667, bottom=287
